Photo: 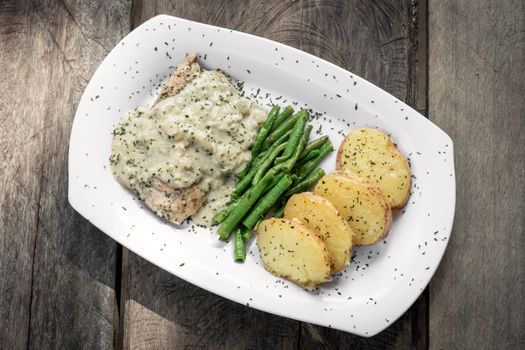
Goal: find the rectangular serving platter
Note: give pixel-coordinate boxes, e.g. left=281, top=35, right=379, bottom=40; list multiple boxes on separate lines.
left=68, top=15, right=455, bottom=337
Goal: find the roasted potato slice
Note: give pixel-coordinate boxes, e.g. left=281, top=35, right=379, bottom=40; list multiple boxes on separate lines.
left=314, top=171, right=392, bottom=245
left=336, top=128, right=411, bottom=208
left=256, top=218, right=331, bottom=290
left=284, top=192, right=353, bottom=272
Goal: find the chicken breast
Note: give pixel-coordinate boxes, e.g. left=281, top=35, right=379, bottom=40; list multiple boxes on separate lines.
left=140, top=178, right=205, bottom=224
left=138, top=53, right=206, bottom=224
left=110, top=53, right=267, bottom=225
left=156, top=53, right=202, bottom=102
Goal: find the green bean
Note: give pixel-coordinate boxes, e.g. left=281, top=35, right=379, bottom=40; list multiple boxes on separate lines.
left=274, top=206, right=285, bottom=218
left=264, top=110, right=306, bottom=148
left=212, top=205, right=234, bottom=224
left=262, top=127, right=293, bottom=151
left=233, top=131, right=291, bottom=198
left=252, top=142, right=287, bottom=185
left=242, top=218, right=261, bottom=241
left=218, top=169, right=276, bottom=240
left=236, top=168, right=248, bottom=180
left=252, top=106, right=280, bottom=158
left=242, top=227, right=254, bottom=241
left=242, top=175, right=293, bottom=229
left=215, top=166, right=280, bottom=224
left=234, top=227, right=247, bottom=262
left=284, top=168, right=326, bottom=197
left=273, top=125, right=312, bottom=173
left=299, top=135, right=329, bottom=159
left=295, top=140, right=334, bottom=181
left=272, top=105, right=294, bottom=130
left=297, top=149, right=320, bottom=165
left=271, top=168, right=325, bottom=220
left=275, top=112, right=307, bottom=163
left=273, top=127, right=293, bottom=146
left=236, top=149, right=268, bottom=179
left=232, top=165, right=259, bottom=199
left=265, top=172, right=286, bottom=192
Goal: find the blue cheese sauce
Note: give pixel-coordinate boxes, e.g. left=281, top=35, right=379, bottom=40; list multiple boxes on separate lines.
left=110, top=70, right=267, bottom=226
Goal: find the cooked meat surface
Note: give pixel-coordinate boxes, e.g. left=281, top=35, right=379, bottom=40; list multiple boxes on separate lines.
left=110, top=53, right=267, bottom=225
left=140, top=178, right=205, bottom=224
left=156, top=53, right=201, bottom=103
left=137, top=53, right=205, bottom=223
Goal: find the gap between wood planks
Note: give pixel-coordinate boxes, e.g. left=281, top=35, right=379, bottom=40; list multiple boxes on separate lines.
left=116, top=2, right=143, bottom=349
left=115, top=0, right=430, bottom=348
left=415, top=0, right=429, bottom=349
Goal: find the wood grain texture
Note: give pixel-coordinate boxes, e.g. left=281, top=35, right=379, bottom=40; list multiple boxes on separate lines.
left=0, top=3, right=44, bottom=347
left=0, top=0, right=131, bottom=348
left=298, top=1, right=422, bottom=347
left=299, top=0, right=418, bottom=103
left=124, top=1, right=423, bottom=348
left=123, top=253, right=301, bottom=350
left=428, top=0, right=525, bottom=349
left=124, top=2, right=305, bottom=349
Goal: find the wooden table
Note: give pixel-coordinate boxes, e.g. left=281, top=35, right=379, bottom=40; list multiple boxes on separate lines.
left=1, top=0, right=523, bottom=348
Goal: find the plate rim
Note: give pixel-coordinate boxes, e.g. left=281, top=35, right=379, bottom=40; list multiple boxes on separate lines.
left=68, top=14, right=456, bottom=337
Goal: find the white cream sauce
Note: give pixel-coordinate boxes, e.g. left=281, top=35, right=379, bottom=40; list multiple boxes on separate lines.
left=110, top=70, right=266, bottom=226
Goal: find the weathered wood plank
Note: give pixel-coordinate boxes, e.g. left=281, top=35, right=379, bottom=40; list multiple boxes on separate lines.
left=27, top=1, right=132, bottom=346
left=298, top=1, right=422, bottom=347
left=299, top=0, right=419, bottom=104
left=428, top=0, right=525, bottom=349
left=0, top=0, right=131, bottom=348
left=0, top=3, right=45, bottom=347
left=123, top=0, right=423, bottom=348
left=123, top=253, right=301, bottom=349
left=124, top=2, right=305, bottom=348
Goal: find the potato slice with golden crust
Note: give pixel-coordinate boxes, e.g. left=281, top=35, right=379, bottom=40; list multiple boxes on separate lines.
left=256, top=218, right=331, bottom=290
left=314, top=171, right=392, bottom=246
left=284, top=192, right=353, bottom=272
left=336, top=128, right=411, bottom=208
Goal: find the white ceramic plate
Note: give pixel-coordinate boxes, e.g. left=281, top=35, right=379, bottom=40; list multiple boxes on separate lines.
left=69, top=15, right=455, bottom=337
